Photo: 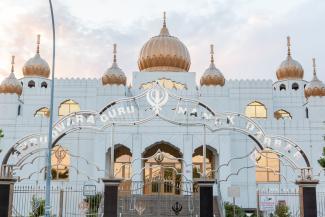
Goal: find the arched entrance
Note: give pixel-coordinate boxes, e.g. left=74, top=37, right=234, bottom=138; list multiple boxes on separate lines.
left=142, top=141, right=183, bottom=195
left=192, top=145, right=218, bottom=180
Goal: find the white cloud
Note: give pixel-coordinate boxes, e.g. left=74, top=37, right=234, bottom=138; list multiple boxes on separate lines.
left=0, top=0, right=324, bottom=83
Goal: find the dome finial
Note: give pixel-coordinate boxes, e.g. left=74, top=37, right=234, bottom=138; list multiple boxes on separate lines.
left=159, top=12, right=170, bottom=36
left=312, top=58, right=317, bottom=76
left=36, top=34, right=41, bottom=54
left=210, top=44, right=214, bottom=63
left=163, top=11, right=167, bottom=27
left=11, top=55, right=15, bottom=73
left=287, top=36, right=291, bottom=56
left=113, top=43, right=117, bottom=63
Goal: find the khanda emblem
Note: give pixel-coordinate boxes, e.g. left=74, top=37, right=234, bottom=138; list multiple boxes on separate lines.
left=146, top=83, right=169, bottom=114
left=172, top=202, right=183, bottom=215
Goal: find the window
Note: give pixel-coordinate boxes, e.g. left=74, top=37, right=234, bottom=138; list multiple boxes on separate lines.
left=274, top=109, right=292, bottom=120
left=140, top=78, right=187, bottom=90
left=245, top=101, right=267, bottom=118
left=306, top=107, right=309, bottom=119
left=58, top=99, right=80, bottom=118
left=51, top=145, right=70, bottom=180
left=279, top=84, right=286, bottom=91
left=292, top=83, right=299, bottom=91
left=34, top=107, right=50, bottom=118
left=28, top=80, right=35, bottom=88
left=41, top=82, right=48, bottom=88
left=256, top=151, right=280, bottom=182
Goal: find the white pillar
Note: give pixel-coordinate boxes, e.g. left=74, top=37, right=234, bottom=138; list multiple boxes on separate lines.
left=183, top=134, right=193, bottom=194
left=132, top=134, right=142, bottom=183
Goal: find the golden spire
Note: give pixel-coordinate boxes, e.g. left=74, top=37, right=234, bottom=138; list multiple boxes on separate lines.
left=11, top=55, right=15, bottom=73
left=159, top=11, right=170, bottom=36
left=163, top=11, right=166, bottom=27
left=113, top=43, right=117, bottom=63
left=312, top=58, right=317, bottom=76
left=36, top=34, right=41, bottom=54
left=287, top=36, right=291, bottom=56
left=210, top=44, right=214, bottom=63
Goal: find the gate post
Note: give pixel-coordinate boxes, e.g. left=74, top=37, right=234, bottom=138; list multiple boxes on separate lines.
left=102, top=178, right=122, bottom=217
left=296, top=179, right=318, bottom=217
left=197, top=179, right=215, bottom=217
left=0, top=165, right=16, bottom=217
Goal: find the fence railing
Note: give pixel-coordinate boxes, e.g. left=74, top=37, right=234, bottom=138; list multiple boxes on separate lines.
left=257, top=190, right=325, bottom=217
left=12, top=184, right=103, bottom=217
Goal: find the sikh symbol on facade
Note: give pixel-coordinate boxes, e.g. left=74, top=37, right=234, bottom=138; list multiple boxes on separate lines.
left=146, top=83, right=169, bottom=114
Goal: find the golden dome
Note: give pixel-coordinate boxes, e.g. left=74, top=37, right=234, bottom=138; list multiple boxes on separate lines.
left=305, top=58, right=325, bottom=98
left=200, top=45, right=225, bottom=86
left=102, top=44, right=127, bottom=86
left=0, top=56, right=23, bottom=96
left=138, top=12, right=191, bottom=72
left=276, top=36, right=304, bottom=80
left=23, top=35, right=50, bottom=78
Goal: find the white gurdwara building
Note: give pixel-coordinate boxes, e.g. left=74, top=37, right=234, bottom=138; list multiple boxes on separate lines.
left=1, top=15, right=325, bottom=210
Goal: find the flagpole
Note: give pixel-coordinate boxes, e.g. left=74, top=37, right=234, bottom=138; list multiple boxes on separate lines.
left=45, top=0, right=56, bottom=216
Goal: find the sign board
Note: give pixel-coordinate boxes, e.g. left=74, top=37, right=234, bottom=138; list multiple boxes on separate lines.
left=83, top=184, right=97, bottom=196
left=227, top=186, right=240, bottom=198
left=259, top=196, right=276, bottom=211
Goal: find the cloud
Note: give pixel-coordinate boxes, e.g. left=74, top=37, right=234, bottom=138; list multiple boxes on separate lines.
left=0, top=0, right=324, bottom=84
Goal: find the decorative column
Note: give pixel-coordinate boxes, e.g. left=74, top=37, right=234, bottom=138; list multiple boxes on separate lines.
left=296, top=179, right=318, bottom=217
left=0, top=166, right=16, bottom=217
left=132, top=134, right=142, bottom=183
left=197, top=179, right=215, bottom=217
left=102, top=178, right=122, bottom=217
left=183, top=135, right=193, bottom=195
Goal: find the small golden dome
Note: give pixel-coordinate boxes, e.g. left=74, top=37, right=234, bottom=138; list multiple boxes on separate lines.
left=305, top=58, right=325, bottom=98
left=0, top=56, right=23, bottom=96
left=138, top=12, right=191, bottom=72
left=102, top=44, right=127, bottom=86
left=200, top=45, right=225, bottom=86
left=23, top=35, right=50, bottom=78
left=276, top=36, right=304, bottom=80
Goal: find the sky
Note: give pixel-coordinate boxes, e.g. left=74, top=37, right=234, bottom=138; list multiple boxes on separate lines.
left=0, top=0, right=324, bottom=84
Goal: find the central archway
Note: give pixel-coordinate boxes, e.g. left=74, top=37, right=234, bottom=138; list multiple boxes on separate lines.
left=142, top=141, right=183, bottom=195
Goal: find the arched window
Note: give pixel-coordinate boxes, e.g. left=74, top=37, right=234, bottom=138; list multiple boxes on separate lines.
left=28, top=80, right=35, bottom=88
left=58, top=99, right=80, bottom=118
left=245, top=101, right=267, bottom=118
left=113, top=146, right=132, bottom=179
left=192, top=146, right=216, bottom=179
left=141, top=78, right=187, bottom=90
left=274, top=109, right=292, bottom=120
left=41, top=81, right=48, bottom=88
left=292, top=83, right=299, bottom=91
left=34, top=107, right=50, bottom=118
left=279, top=84, right=286, bottom=91
left=256, top=151, right=280, bottom=182
left=51, top=145, right=70, bottom=180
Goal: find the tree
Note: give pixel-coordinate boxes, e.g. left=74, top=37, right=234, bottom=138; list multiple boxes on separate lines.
left=224, top=202, right=246, bottom=217
left=83, top=193, right=102, bottom=217
left=274, top=204, right=291, bottom=217
left=29, top=196, right=45, bottom=217
left=318, top=147, right=325, bottom=169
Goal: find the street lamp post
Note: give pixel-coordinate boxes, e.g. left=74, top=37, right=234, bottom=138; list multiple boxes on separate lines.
left=45, top=0, right=56, bottom=216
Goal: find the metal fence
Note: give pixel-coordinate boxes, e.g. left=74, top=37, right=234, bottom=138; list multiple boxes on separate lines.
left=12, top=184, right=103, bottom=217
left=258, top=190, right=325, bottom=217
left=117, top=181, right=200, bottom=217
